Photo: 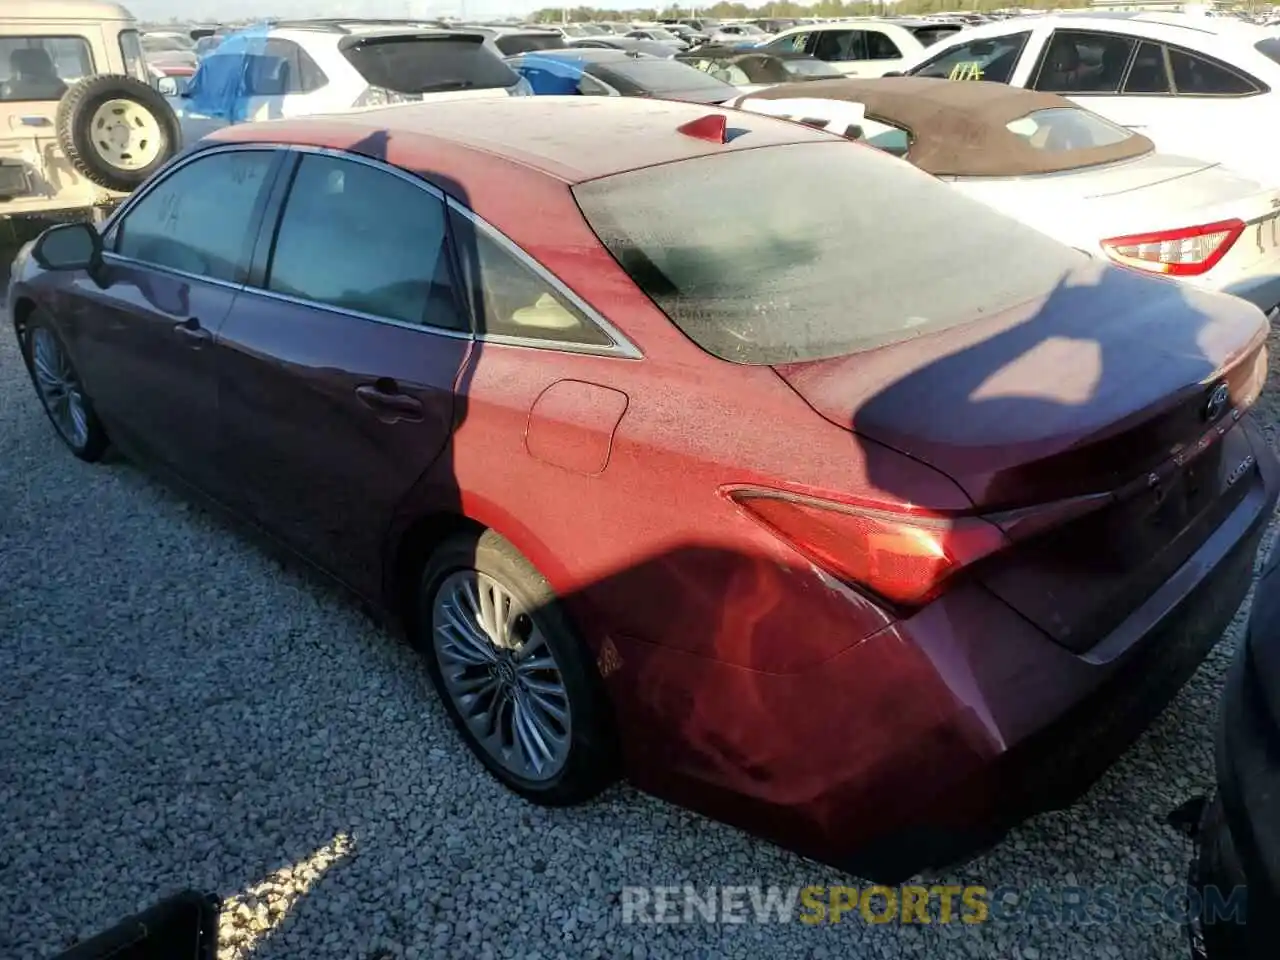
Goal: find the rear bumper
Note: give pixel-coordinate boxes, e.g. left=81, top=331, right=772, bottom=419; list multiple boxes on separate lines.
left=618, top=420, right=1280, bottom=883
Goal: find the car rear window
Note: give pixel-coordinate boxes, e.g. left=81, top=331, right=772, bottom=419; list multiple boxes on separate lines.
left=1255, top=37, right=1280, bottom=66
left=0, top=37, right=94, bottom=101
left=780, top=57, right=843, bottom=79
left=340, top=35, right=519, bottom=93
left=594, top=58, right=737, bottom=97
left=496, top=33, right=567, bottom=55
left=573, top=141, right=1085, bottom=364
left=1005, top=107, right=1135, bottom=151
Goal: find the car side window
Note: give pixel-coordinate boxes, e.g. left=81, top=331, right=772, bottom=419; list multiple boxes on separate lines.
left=865, top=31, right=902, bottom=61
left=577, top=74, right=612, bottom=96
left=1168, top=47, right=1258, bottom=96
left=908, top=32, right=1029, bottom=83
left=246, top=38, right=328, bottom=96
left=113, top=150, right=276, bottom=282
left=266, top=154, right=465, bottom=330
left=1032, top=31, right=1136, bottom=94
left=813, top=30, right=864, bottom=62
left=1123, top=40, right=1170, bottom=94
left=768, top=32, right=810, bottom=54
left=447, top=208, right=613, bottom=347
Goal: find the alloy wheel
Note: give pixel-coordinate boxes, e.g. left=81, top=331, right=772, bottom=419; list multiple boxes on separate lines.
left=30, top=327, right=90, bottom=450
left=432, top=570, right=572, bottom=781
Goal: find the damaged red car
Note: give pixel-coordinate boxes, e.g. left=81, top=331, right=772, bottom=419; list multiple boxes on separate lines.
left=9, top=96, right=1277, bottom=880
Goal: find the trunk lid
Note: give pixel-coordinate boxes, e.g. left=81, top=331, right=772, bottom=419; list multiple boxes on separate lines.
left=773, top=262, right=1269, bottom=651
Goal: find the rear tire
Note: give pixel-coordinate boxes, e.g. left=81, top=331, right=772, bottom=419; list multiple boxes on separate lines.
left=416, top=529, right=618, bottom=805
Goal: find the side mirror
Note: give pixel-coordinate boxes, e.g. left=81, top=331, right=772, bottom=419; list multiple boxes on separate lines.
left=32, top=221, right=103, bottom=273
left=157, top=76, right=179, bottom=96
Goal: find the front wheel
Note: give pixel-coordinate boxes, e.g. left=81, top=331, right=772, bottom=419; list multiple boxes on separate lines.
left=22, top=313, right=109, bottom=461
left=417, top=529, right=619, bottom=805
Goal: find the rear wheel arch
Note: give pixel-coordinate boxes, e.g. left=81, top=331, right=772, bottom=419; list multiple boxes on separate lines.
left=12, top=296, right=38, bottom=350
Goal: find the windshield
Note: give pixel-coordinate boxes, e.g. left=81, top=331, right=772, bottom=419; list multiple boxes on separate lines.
left=578, top=24, right=608, bottom=35
left=738, top=25, right=767, bottom=35
left=0, top=37, right=93, bottom=101
left=573, top=141, right=1084, bottom=364
left=596, top=58, right=736, bottom=96
left=646, top=28, right=680, bottom=40
left=341, top=36, right=519, bottom=93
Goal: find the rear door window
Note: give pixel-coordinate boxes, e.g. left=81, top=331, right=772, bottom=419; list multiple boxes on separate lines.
left=864, top=30, right=902, bottom=61
left=573, top=141, right=1084, bottom=364
left=1168, top=47, right=1259, bottom=96
left=1032, top=31, right=1136, bottom=94
left=0, top=37, right=94, bottom=101
left=812, top=30, right=865, bottom=62
left=113, top=150, right=276, bottom=282
left=907, top=32, right=1030, bottom=83
left=266, top=154, right=465, bottom=330
left=340, top=35, right=519, bottom=94
left=1123, top=41, right=1170, bottom=94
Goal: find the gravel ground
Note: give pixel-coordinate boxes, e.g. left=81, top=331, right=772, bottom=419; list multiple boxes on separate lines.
left=1, top=319, right=1278, bottom=960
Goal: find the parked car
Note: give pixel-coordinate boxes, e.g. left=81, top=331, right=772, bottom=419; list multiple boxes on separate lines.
left=677, top=45, right=843, bottom=88
left=0, top=0, right=181, bottom=247
left=507, top=49, right=738, bottom=102
left=141, top=31, right=199, bottom=74
left=568, top=37, right=677, bottom=59
left=761, top=19, right=943, bottom=76
left=901, top=12, right=1280, bottom=184
left=663, top=23, right=709, bottom=46
left=174, top=25, right=528, bottom=142
left=10, top=95, right=1278, bottom=882
left=708, top=22, right=775, bottom=46
left=625, top=27, right=689, bottom=50
left=726, top=77, right=1280, bottom=314
left=456, top=24, right=567, bottom=56
left=1190, top=539, right=1280, bottom=960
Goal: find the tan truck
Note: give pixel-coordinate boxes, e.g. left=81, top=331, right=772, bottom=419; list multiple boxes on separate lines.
left=1, top=0, right=181, bottom=248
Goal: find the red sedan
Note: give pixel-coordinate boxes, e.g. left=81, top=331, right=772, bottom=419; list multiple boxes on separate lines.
left=9, top=96, right=1277, bottom=879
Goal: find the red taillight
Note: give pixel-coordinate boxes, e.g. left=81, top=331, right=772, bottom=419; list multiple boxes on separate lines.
left=1100, top=219, right=1244, bottom=277
left=729, top=490, right=1008, bottom=608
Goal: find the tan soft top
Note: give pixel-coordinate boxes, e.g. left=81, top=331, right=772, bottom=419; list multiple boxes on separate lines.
left=740, top=76, right=1154, bottom=177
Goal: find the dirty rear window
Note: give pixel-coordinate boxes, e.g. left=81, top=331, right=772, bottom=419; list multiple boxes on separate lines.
left=573, top=141, right=1085, bottom=364
left=495, top=33, right=567, bottom=55
left=340, top=36, right=520, bottom=93
left=0, top=37, right=94, bottom=102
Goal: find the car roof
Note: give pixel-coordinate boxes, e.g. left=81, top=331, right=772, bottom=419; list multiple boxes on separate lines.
left=738, top=76, right=1155, bottom=177
left=946, top=11, right=1276, bottom=45
left=204, top=95, right=838, bottom=186
left=0, top=0, right=133, bottom=19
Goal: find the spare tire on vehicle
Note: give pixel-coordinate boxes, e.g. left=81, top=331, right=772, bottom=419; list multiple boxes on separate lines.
left=55, top=75, right=181, bottom=193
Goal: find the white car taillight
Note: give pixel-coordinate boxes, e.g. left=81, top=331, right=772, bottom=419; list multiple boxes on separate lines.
left=1101, top=219, right=1245, bottom=278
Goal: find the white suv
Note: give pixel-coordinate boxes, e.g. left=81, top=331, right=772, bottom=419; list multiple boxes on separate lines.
left=175, top=23, right=528, bottom=141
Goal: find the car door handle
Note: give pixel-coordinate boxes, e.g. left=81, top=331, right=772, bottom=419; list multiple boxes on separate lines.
left=174, top=318, right=210, bottom=343
left=355, top=382, right=424, bottom=423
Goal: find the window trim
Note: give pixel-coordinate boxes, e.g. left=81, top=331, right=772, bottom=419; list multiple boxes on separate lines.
left=118, top=29, right=150, bottom=85
left=248, top=144, right=642, bottom=358
left=1029, top=29, right=1266, bottom=98
left=101, top=143, right=285, bottom=288
left=906, top=29, right=1032, bottom=83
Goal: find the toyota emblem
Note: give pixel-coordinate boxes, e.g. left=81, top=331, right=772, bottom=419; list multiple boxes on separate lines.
left=1205, top=382, right=1231, bottom=421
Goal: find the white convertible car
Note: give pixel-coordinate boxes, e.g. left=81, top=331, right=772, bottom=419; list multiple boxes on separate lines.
left=725, top=77, right=1280, bottom=314
left=897, top=12, right=1280, bottom=186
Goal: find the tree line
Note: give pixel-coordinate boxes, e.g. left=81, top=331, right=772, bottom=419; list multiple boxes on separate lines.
left=529, top=0, right=1091, bottom=22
